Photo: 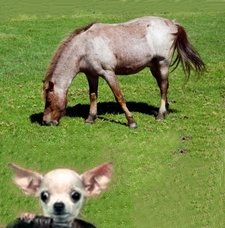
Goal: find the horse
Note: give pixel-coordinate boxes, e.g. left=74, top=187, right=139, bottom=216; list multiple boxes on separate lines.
left=42, top=16, right=205, bottom=128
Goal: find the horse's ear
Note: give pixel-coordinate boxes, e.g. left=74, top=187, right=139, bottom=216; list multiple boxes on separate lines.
left=48, top=81, right=54, bottom=91
left=43, top=81, right=54, bottom=92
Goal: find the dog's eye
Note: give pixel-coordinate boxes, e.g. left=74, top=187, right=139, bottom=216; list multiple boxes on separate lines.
left=40, top=191, right=49, bottom=203
left=71, top=191, right=81, bottom=202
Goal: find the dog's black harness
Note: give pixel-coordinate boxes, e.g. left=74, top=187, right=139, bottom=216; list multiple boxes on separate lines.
left=6, top=216, right=96, bottom=228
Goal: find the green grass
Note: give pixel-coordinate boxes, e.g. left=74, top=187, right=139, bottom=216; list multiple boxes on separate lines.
left=0, top=1, right=225, bottom=227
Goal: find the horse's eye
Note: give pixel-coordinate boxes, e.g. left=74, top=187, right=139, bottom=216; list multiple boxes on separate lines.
left=40, top=191, right=49, bottom=203
left=71, top=191, right=81, bottom=202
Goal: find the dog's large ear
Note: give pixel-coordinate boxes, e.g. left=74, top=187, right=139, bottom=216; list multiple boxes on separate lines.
left=81, top=162, right=113, bottom=197
left=8, top=163, right=43, bottom=196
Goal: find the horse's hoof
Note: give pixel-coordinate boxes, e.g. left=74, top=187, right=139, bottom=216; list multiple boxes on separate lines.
left=128, top=122, right=138, bottom=128
left=85, top=114, right=96, bottom=124
left=156, top=113, right=166, bottom=121
left=85, top=119, right=95, bottom=124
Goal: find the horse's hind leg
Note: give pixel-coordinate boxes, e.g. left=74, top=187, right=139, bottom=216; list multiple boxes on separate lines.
left=85, top=75, right=99, bottom=123
left=103, top=70, right=137, bottom=128
left=150, top=59, right=169, bottom=120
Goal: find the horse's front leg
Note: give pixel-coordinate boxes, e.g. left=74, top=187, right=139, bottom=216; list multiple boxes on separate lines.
left=103, top=70, right=137, bottom=128
left=150, top=60, right=169, bottom=120
left=85, top=75, right=99, bottom=123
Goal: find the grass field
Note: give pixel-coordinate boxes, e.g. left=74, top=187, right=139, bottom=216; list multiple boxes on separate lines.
left=0, top=0, right=225, bottom=227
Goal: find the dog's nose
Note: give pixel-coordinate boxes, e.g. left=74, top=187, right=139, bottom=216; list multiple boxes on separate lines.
left=53, top=202, right=65, bottom=214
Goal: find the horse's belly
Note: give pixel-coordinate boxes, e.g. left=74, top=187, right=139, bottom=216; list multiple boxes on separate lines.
left=114, top=54, right=151, bottom=75
left=115, top=63, right=147, bottom=75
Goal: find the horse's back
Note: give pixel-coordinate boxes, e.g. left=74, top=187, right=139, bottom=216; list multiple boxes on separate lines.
left=87, top=16, right=176, bottom=36
left=78, top=16, right=178, bottom=75
left=85, top=16, right=177, bottom=54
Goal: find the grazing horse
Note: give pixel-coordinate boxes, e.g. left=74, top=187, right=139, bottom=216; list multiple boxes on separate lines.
left=42, top=16, right=205, bottom=127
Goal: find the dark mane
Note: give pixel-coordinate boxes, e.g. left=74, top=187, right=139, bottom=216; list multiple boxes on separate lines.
left=44, top=23, right=95, bottom=82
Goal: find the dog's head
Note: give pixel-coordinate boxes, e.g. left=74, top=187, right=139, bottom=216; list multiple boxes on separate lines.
left=9, top=163, right=112, bottom=225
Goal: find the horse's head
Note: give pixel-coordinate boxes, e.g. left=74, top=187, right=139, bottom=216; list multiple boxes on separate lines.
left=42, top=81, right=67, bottom=126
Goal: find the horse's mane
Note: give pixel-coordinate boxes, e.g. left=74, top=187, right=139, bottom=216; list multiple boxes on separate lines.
left=44, top=23, right=95, bottom=82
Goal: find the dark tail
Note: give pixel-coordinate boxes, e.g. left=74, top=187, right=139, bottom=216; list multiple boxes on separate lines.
left=171, top=24, right=206, bottom=77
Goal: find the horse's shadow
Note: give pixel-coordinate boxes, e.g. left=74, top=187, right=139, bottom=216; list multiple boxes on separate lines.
left=30, top=101, right=177, bottom=126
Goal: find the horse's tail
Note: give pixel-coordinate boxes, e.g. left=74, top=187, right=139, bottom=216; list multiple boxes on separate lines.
left=171, top=24, right=206, bottom=77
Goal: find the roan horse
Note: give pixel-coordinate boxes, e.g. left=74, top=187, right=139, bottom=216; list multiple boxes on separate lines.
left=42, top=16, right=205, bottom=127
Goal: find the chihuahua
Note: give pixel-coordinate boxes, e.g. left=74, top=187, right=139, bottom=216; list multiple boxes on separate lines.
left=9, top=162, right=112, bottom=227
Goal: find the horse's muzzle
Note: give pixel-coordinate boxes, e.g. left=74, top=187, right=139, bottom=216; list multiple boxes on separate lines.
left=42, top=119, right=59, bottom=126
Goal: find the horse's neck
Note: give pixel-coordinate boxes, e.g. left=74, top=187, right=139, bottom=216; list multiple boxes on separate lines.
left=51, top=39, right=80, bottom=91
